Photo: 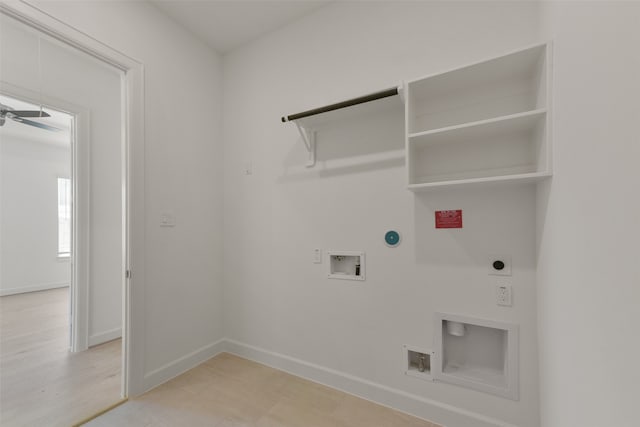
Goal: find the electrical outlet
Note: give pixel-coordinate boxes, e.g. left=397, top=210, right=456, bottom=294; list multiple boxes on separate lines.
left=496, top=284, right=512, bottom=307
left=313, top=248, right=322, bottom=264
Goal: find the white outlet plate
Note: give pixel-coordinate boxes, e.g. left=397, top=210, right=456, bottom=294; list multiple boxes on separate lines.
left=496, top=284, right=513, bottom=306
left=313, top=248, right=322, bottom=264
left=488, top=254, right=512, bottom=276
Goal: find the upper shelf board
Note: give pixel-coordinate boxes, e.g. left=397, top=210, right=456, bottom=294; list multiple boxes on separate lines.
left=406, top=43, right=547, bottom=101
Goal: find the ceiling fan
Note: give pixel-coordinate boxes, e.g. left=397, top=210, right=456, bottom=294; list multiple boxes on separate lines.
left=0, top=103, right=61, bottom=132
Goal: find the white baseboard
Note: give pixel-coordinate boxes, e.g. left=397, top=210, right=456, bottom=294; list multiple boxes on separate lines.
left=142, top=339, right=226, bottom=394
left=89, top=327, right=122, bottom=347
left=135, top=338, right=517, bottom=427
left=224, top=339, right=516, bottom=427
left=0, top=282, right=69, bottom=296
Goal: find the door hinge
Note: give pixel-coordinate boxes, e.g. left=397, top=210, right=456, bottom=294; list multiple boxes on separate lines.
left=126, top=270, right=132, bottom=279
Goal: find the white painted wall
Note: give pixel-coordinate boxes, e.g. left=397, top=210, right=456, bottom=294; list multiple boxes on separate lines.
left=222, top=3, right=542, bottom=426
left=537, top=3, right=640, bottom=427
left=28, top=0, right=225, bottom=384
left=0, top=134, right=70, bottom=296
left=0, top=14, right=123, bottom=345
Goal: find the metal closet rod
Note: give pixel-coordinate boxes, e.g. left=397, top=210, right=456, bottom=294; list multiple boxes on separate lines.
left=281, top=87, right=399, bottom=123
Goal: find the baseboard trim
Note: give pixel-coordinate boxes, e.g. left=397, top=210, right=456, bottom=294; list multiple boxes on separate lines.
left=89, top=328, right=122, bottom=347
left=224, top=339, right=516, bottom=427
left=142, top=338, right=226, bottom=394
left=0, top=282, right=69, bottom=296
left=134, top=338, right=517, bottom=426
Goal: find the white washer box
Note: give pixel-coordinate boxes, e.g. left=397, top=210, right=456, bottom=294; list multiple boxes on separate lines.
left=433, top=313, right=519, bottom=400
left=326, top=251, right=365, bottom=281
left=403, top=344, right=433, bottom=381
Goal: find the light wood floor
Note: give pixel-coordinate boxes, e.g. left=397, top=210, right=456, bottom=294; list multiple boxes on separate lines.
left=0, top=287, right=121, bottom=427
left=87, top=352, right=441, bottom=427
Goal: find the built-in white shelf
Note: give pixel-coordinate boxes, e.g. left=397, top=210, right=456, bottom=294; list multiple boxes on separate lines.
left=406, top=42, right=552, bottom=190
left=433, top=313, right=519, bottom=400
left=282, top=43, right=552, bottom=187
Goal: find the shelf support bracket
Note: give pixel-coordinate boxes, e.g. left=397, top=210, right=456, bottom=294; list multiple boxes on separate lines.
left=295, top=122, right=316, bottom=167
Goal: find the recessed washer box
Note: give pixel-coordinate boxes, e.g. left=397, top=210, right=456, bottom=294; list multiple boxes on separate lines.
left=403, top=344, right=432, bottom=381
left=327, top=251, right=365, bottom=281
left=433, top=313, right=519, bottom=400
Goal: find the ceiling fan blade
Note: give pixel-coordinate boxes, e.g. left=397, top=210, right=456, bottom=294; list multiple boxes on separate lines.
left=13, top=117, right=61, bottom=132
left=9, top=110, right=51, bottom=118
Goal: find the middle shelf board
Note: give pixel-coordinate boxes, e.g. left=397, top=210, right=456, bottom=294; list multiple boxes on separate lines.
left=408, top=109, right=546, bottom=147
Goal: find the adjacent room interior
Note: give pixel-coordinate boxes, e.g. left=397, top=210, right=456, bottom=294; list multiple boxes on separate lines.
left=0, top=2, right=638, bottom=427
left=0, top=13, right=125, bottom=425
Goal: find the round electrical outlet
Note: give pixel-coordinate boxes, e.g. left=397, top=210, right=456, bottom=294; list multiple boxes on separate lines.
left=493, top=260, right=505, bottom=270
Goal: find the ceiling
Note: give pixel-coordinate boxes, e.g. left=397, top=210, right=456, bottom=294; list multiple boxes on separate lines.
left=151, top=0, right=331, bottom=54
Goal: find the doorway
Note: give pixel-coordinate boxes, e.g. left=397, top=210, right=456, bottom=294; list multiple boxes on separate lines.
left=0, top=9, right=132, bottom=425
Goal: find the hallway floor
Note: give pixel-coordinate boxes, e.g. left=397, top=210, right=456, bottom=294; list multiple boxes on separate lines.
left=0, top=288, right=121, bottom=426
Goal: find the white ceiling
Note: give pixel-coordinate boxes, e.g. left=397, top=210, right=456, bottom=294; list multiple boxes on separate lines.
left=151, top=0, right=331, bottom=54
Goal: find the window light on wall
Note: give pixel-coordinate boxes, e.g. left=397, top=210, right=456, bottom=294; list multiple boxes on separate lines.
left=57, top=177, right=71, bottom=257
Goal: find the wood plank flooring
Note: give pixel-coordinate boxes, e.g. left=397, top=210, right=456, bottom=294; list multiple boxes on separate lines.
left=0, top=288, right=121, bottom=427
left=87, top=353, right=440, bottom=427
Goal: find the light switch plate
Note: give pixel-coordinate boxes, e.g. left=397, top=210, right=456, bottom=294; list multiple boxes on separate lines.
left=313, top=248, right=322, bottom=264
left=160, top=212, right=176, bottom=227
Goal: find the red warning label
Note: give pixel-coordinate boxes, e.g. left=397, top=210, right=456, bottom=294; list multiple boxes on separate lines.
left=435, top=210, right=463, bottom=229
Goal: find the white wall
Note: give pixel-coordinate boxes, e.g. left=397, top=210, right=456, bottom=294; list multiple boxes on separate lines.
left=0, top=14, right=123, bottom=345
left=28, top=0, right=225, bottom=386
left=0, top=134, right=70, bottom=296
left=223, top=3, right=542, bottom=426
left=537, top=3, right=640, bottom=427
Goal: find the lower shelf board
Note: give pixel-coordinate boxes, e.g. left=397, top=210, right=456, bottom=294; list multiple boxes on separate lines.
left=408, top=171, right=552, bottom=191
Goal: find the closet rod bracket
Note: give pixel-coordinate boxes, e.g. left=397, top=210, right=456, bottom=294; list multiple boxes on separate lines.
left=295, top=122, right=316, bottom=167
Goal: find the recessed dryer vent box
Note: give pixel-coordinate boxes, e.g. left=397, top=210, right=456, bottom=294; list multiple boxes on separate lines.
left=433, top=313, right=519, bottom=400
left=327, top=251, right=365, bottom=281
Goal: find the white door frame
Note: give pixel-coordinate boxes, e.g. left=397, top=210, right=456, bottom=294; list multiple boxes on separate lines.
left=0, top=82, right=91, bottom=352
left=0, top=1, right=146, bottom=397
